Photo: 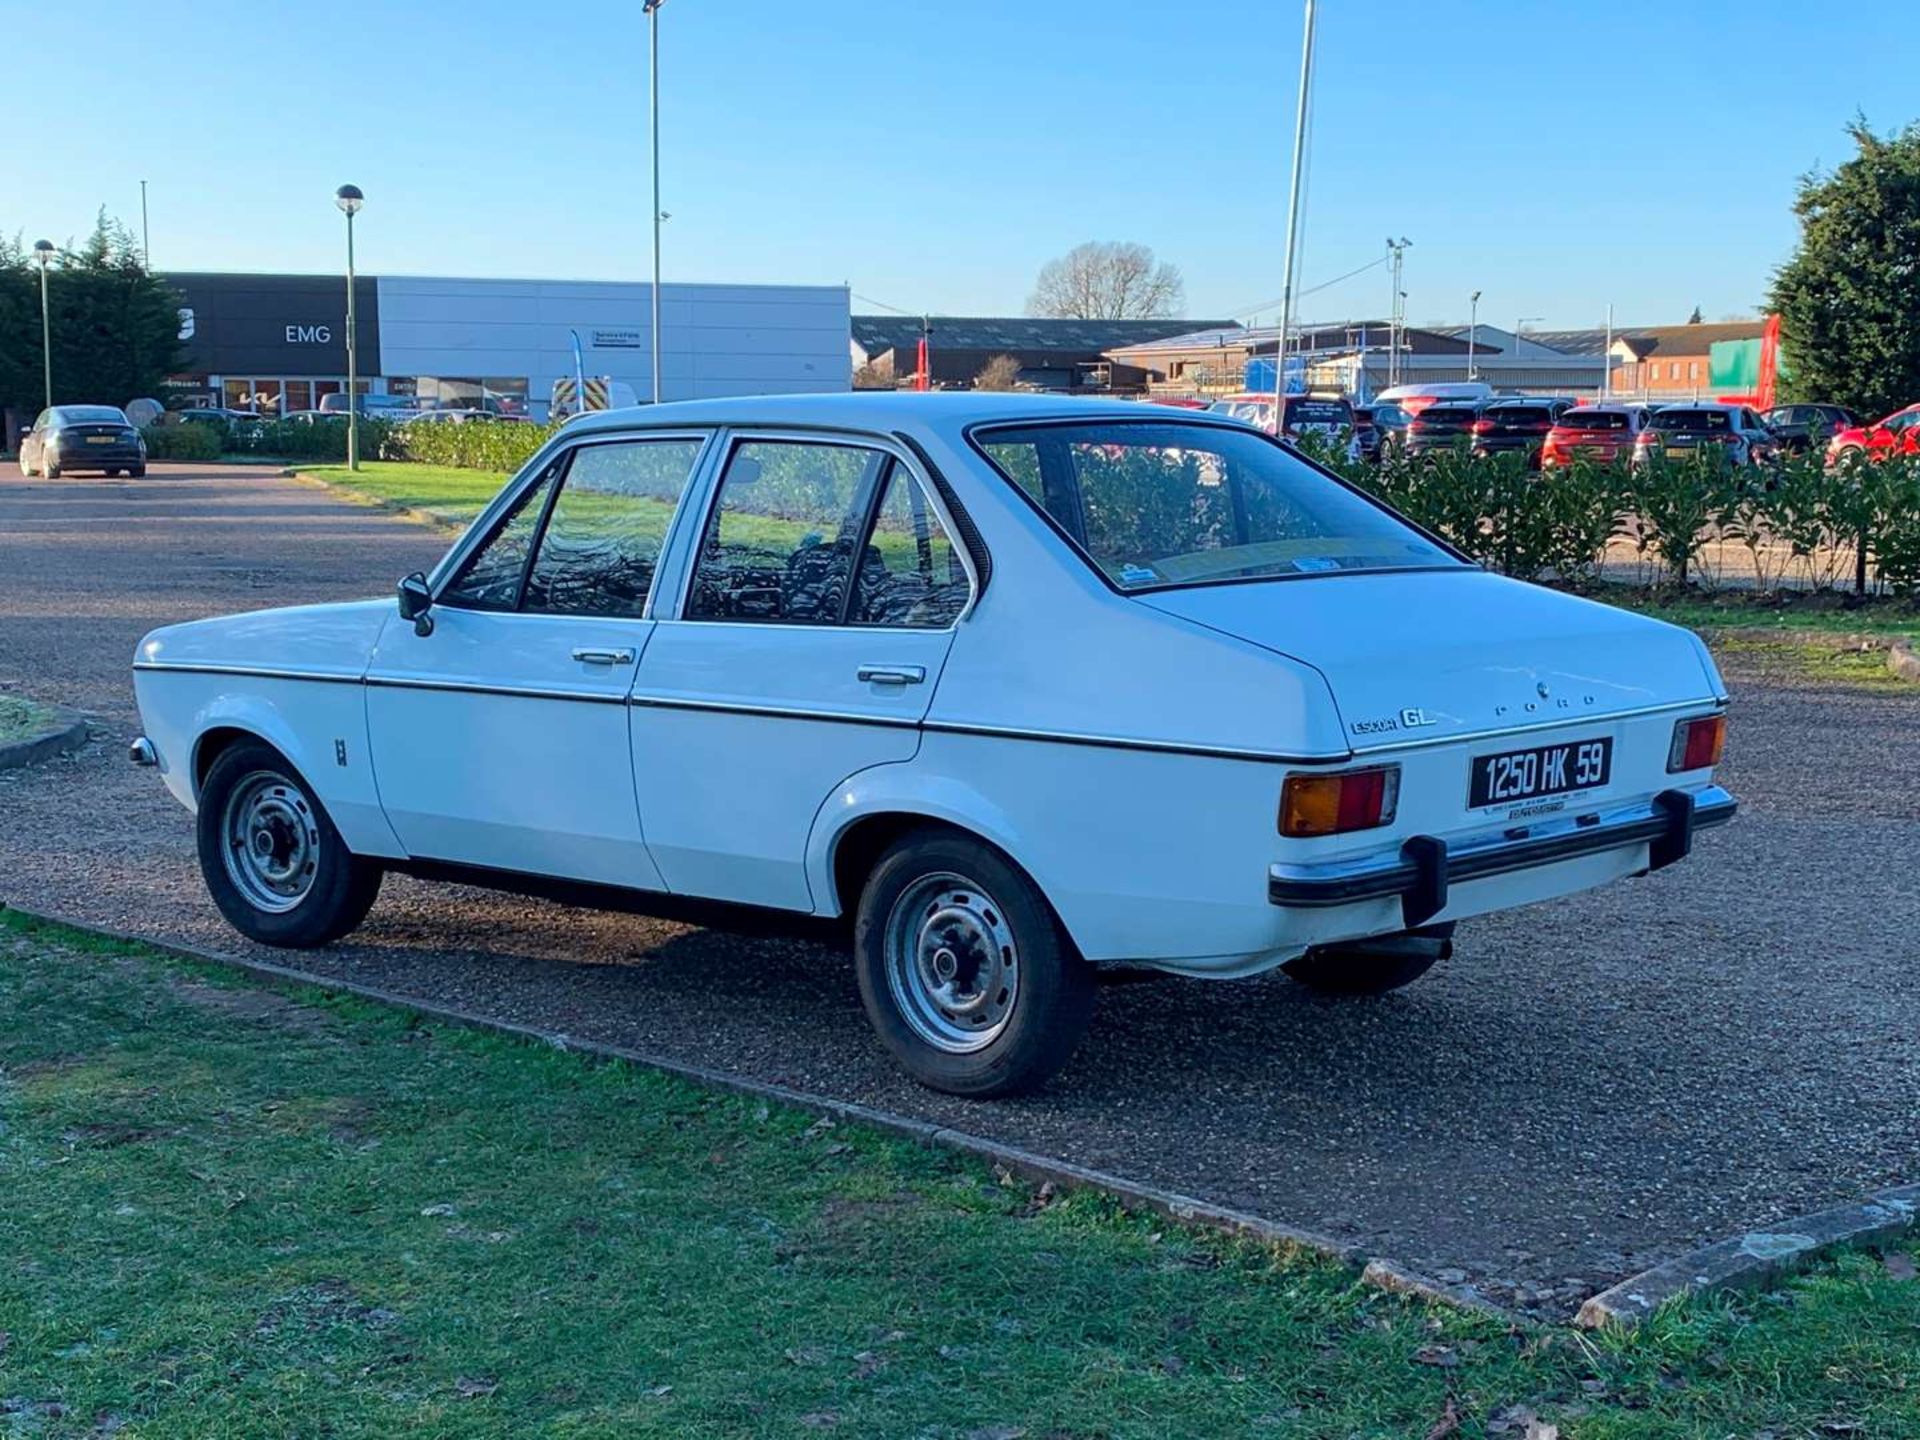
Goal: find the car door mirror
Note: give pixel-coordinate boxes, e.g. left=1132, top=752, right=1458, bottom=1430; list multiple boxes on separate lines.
left=397, top=572, right=435, bottom=636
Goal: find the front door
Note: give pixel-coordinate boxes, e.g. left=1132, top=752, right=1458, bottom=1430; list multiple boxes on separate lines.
left=365, top=433, right=710, bottom=888
left=632, top=435, right=975, bottom=909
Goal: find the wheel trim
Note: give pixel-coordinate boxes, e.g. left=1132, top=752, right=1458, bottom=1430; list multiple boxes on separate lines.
left=221, top=770, right=320, bottom=914
left=883, top=871, right=1020, bottom=1054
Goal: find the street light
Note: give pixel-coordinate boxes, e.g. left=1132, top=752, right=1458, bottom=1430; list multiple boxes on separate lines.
left=335, top=185, right=364, bottom=472
left=645, top=0, right=668, bottom=405
left=33, top=240, right=55, bottom=410
left=1515, top=315, right=1544, bottom=365
left=1467, top=290, right=1482, bottom=380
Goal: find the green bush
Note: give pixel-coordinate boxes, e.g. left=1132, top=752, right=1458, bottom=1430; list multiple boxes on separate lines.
left=388, top=419, right=559, bottom=473
left=141, top=423, right=221, bottom=462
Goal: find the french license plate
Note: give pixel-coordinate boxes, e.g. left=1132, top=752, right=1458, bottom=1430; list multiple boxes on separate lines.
left=85, top=435, right=115, bottom=444
left=1470, top=736, right=1611, bottom=808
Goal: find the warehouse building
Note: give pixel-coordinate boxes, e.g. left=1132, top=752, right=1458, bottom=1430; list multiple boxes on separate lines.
left=161, top=272, right=852, bottom=419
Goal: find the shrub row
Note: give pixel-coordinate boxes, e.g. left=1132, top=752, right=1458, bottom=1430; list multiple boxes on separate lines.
left=1303, top=440, right=1920, bottom=595
left=148, top=415, right=560, bottom=470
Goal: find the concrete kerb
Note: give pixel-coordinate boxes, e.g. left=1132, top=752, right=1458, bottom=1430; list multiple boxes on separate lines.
left=281, top=468, right=467, bottom=535
left=1577, top=1183, right=1920, bottom=1329
left=0, top=706, right=90, bottom=772
left=1889, top=637, right=1920, bottom=683
left=0, top=900, right=1524, bottom=1327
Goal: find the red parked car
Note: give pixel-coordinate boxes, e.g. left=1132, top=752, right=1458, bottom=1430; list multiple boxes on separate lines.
left=1824, top=403, right=1920, bottom=467
left=1540, top=405, right=1652, bottom=469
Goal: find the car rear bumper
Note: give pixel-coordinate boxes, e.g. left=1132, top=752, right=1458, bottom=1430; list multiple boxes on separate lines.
left=1268, top=785, right=1736, bottom=928
left=51, top=447, right=144, bottom=467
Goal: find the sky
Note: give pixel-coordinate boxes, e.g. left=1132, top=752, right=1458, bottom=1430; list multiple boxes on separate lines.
left=3, top=0, right=1915, bottom=332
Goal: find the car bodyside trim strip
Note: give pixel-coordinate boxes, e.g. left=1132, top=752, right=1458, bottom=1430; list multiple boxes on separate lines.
left=132, top=661, right=364, bottom=684
left=362, top=675, right=628, bottom=705
left=1345, top=698, right=1723, bottom=757
left=922, top=719, right=1347, bottom=765
left=627, top=694, right=921, bottom=729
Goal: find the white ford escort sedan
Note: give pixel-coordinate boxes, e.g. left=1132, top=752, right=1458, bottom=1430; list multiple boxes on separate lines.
left=131, top=394, right=1733, bottom=1095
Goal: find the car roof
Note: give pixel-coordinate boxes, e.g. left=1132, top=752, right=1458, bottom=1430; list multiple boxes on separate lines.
left=561, top=390, right=1202, bottom=439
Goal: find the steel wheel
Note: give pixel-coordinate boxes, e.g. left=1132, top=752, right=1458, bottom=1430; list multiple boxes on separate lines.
left=220, top=770, right=321, bottom=914
left=883, top=870, right=1020, bottom=1054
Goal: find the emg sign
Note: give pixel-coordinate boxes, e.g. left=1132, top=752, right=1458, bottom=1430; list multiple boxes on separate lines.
left=285, top=324, right=333, bottom=344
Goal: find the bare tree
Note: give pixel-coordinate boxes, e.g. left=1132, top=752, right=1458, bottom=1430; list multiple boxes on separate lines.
left=1025, top=241, right=1185, bottom=320
left=973, top=354, right=1023, bottom=391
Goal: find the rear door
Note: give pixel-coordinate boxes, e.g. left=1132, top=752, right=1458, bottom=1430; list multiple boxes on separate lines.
left=631, top=432, right=976, bottom=909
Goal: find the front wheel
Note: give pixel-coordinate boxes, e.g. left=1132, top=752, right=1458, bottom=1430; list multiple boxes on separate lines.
left=196, top=739, right=382, bottom=948
left=854, top=829, right=1094, bottom=1097
left=42, top=457, right=60, bottom=479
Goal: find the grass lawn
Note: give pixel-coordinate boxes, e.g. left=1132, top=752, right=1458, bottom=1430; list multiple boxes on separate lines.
left=293, top=462, right=512, bottom=526
left=3, top=912, right=1918, bottom=1437
left=0, top=694, right=57, bottom=744
left=1606, top=588, right=1920, bottom=640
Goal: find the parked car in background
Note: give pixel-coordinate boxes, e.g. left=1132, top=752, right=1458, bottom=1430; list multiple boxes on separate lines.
left=1207, top=394, right=1276, bottom=430
left=1634, top=404, right=1777, bottom=468
left=319, top=393, right=422, bottom=422
left=128, top=393, right=1733, bottom=1097
left=18, top=405, right=147, bottom=478
left=1762, top=403, right=1856, bottom=455
left=1823, top=404, right=1920, bottom=467
left=1469, top=398, right=1578, bottom=468
left=1403, top=401, right=1485, bottom=458
left=1372, top=381, right=1494, bottom=417
left=281, top=410, right=347, bottom=425
left=1360, top=401, right=1410, bottom=458
left=174, top=407, right=264, bottom=427
left=1540, top=406, right=1651, bottom=469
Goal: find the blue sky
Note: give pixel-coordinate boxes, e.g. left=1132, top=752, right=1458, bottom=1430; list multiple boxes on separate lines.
left=4, top=0, right=1914, bottom=330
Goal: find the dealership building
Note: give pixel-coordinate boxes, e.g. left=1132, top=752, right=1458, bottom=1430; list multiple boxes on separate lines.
left=159, top=272, right=852, bottom=418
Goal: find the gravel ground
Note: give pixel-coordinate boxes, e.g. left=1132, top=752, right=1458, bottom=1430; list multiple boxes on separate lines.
left=3, top=462, right=1917, bottom=1318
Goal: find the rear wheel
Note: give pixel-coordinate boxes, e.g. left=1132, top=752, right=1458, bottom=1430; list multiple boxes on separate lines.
left=130, top=465, right=146, bottom=478
left=854, top=829, right=1094, bottom=1097
left=1282, top=924, right=1453, bottom=996
left=196, top=739, right=382, bottom=948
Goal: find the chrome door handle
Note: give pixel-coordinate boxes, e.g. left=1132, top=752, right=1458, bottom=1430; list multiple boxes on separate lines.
left=572, top=647, right=636, bottom=666
left=858, top=664, right=926, bottom=686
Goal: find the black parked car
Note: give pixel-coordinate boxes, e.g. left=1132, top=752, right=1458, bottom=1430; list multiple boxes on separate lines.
left=1469, top=397, right=1579, bottom=468
left=18, top=405, right=147, bottom=478
left=1359, top=401, right=1409, bottom=459
left=1402, top=402, right=1484, bottom=457
left=1761, top=403, right=1857, bottom=455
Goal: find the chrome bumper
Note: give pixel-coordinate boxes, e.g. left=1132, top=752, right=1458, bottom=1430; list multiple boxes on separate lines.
left=129, top=736, right=158, bottom=767
left=1269, top=786, right=1737, bottom=928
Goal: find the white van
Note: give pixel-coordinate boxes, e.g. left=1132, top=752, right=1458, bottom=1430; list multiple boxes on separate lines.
left=1373, top=381, right=1494, bottom=416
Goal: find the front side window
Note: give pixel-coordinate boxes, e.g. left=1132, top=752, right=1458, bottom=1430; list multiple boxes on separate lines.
left=975, top=421, right=1458, bottom=592
left=522, top=439, right=704, bottom=616
left=440, top=456, right=563, bottom=609
left=686, top=440, right=889, bottom=623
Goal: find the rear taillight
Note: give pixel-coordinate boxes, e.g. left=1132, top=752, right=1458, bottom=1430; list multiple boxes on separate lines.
left=1667, top=714, right=1726, bottom=772
left=1469, top=419, right=1495, bottom=435
left=1280, top=765, right=1401, bottom=838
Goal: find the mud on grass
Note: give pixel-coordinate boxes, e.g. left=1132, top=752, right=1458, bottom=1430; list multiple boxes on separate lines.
left=2, top=911, right=1919, bottom=1438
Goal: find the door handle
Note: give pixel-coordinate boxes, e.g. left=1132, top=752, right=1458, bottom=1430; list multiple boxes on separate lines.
left=858, top=664, right=926, bottom=686
left=572, top=647, right=636, bottom=666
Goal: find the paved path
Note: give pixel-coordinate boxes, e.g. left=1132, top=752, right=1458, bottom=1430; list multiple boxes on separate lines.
left=3, top=461, right=1917, bottom=1316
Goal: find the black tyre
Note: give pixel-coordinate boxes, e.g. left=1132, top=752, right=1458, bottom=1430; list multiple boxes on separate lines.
left=196, top=739, right=382, bottom=948
left=130, top=465, right=146, bottom=478
left=854, top=828, right=1094, bottom=1097
left=1281, top=924, right=1453, bottom=996
left=43, top=457, right=60, bottom=479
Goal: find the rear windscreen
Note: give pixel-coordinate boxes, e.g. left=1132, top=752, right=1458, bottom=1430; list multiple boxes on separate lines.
left=1650, top=410, right=1730, bottom=432
left=1486, top=407, right=1552, bottom=426
left=1417, top=407, right=1479, bottom=424
left=1558, top=411, right=1630, bottom=431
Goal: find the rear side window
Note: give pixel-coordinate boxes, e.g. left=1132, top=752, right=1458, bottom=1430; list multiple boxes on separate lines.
left=851, top=466, right=970, bottom=628
left=686, top=440, right=889, bottom=624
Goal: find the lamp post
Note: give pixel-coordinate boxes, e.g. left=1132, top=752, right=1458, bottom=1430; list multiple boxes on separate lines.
left=1271, top=0, right=1317, bottom=438
left=335, top=185, right=364, bottom=472
left=645, top=0, right=667, bottom=404
left=1385, top=238, right=1411, bottom=387
left=1467, top=290, right=1481, bottom=381
left=33, top=240, right=54, bottom=410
